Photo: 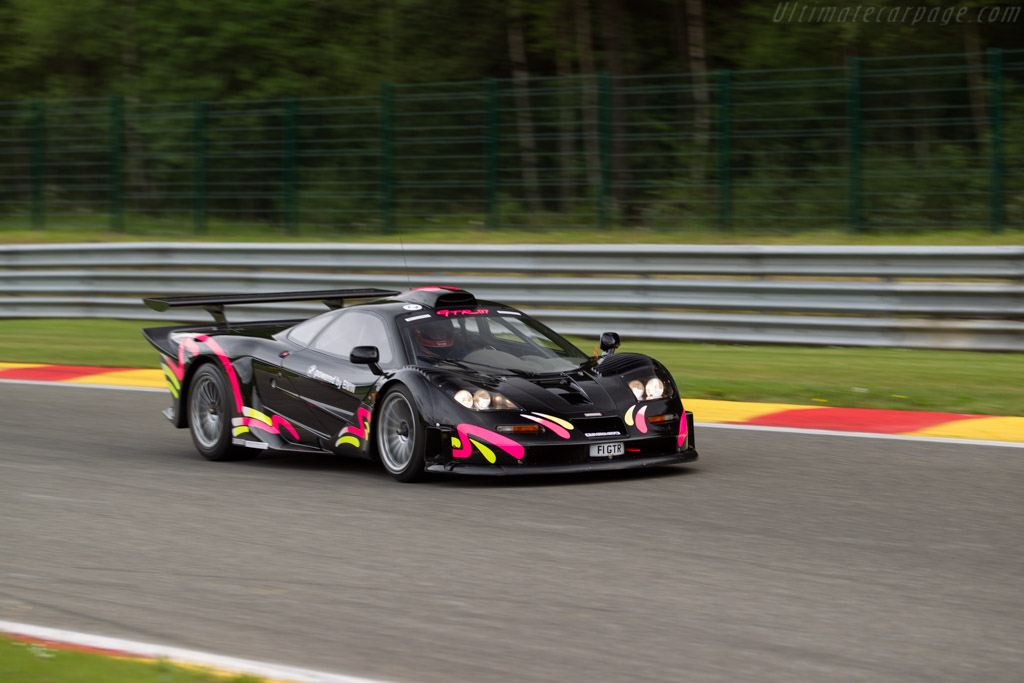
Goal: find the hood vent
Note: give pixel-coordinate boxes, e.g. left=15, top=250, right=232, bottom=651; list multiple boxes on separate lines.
left=595, top=352, right=652, bottom=375
left=536, top=376, right=591, bottom=405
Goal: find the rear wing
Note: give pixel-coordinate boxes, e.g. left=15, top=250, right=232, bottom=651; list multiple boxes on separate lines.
left=143, top=288, right=399, bottom=324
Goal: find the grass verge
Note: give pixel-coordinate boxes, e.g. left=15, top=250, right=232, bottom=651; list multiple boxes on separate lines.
left=0, top=635, right=263, bottom=683
left=1, top=222, right=1022, bottom=245
left=1, top=318, right=1020, bottom=416
left=0, top=319, right=169, bottom=368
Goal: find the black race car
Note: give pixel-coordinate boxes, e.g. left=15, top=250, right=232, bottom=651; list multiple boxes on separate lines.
left=142, top=287, right=697, bottom=481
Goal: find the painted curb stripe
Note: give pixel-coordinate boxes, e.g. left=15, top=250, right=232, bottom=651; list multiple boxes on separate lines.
left=0, top=361, right=46, bottom=370
left=0, top=620, right=397, bottom=683
left=0, top=364, right=164, bottom=388
left=66, top=368, right=166, bottom=388
left=683, top=399, right=821, bottom=424
left=0, top=364, right=125, bottom=382
left=741, top=406, right=990, bottom=434
left=696, top=422, right=1024, bottom=449
left=683, top=397, right=1022, bottom=443
left=906, top=415, right=1024, bottom=443
left=2, top=363, right=1021, bottom=444
left=8, top=633, right=141, bottom=659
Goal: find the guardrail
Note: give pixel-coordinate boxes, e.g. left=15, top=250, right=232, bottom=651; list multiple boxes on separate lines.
left=1, top=243, right=1022, bottom=352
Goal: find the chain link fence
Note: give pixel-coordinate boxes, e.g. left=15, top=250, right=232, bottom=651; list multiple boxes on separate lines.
left=0, top=49, right=1021, bottom=237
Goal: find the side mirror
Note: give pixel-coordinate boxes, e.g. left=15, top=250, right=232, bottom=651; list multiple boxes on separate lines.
left=599, top=332, right=621, bottom=355
left=350, top=345, right=383, bottom=375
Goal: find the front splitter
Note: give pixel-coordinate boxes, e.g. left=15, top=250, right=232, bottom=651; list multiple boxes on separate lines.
left=426, top=451, right=698, bottom=476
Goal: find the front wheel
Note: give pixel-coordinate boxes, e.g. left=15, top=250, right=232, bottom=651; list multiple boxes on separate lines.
left=376, top=386, right=426, bottom=482
left=187, top=364, right=246, bottom=461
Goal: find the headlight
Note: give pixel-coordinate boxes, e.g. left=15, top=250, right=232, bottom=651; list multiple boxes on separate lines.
left=628, top=380, right=645, bottom=400
left=645, top=378, right=665, bottom=400
left=627, top=375, right=672, bottom=401
left=450, top=389, right=519, bottom=411
left=473, top=389, right=491, bottom=410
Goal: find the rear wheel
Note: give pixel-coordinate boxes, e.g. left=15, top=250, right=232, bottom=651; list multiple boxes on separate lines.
left=188, top=364, right=245, bottom=461
left=376, top=386, right=426, bottom=482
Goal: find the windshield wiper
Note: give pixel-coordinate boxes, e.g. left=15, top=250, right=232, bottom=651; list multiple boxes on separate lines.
left=457, top=359, right=539, bottom=376
left=416, top=355, right=477, bottom=372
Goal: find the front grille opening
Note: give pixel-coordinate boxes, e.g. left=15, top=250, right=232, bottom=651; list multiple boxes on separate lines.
left=572, top=416, right=627, bottom=437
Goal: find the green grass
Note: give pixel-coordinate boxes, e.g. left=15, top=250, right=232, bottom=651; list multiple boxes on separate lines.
left=1, top=318, right=1020, bottom=416
left=0, top=635, right=264, bottom=683
left=617, top=339, right=1023, bottom=416
left=0, top=318, right=169, bottom=368
left=1, top=215, right=1022, bottom=246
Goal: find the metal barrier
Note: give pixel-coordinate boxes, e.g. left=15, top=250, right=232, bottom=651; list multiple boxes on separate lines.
left=1, top=243, right=1022, bottom=352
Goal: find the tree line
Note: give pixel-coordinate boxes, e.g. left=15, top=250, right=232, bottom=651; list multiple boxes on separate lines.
left=0, top=0, right=1019, bottom=103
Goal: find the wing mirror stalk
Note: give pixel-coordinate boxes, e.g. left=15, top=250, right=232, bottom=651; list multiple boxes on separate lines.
left=351, top=345, right=384, bottom=375
left=599, top=332, right=621, bottom=357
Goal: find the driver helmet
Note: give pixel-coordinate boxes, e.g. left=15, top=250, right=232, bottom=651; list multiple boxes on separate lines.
left=415, top=320, right=456, bottom=352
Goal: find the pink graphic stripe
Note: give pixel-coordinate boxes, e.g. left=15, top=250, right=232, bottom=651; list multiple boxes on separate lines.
left=520, top=414, right=570, bottom=439
left=678, top=413, right=689, bottom=448
left=271, top=415, right=300, bottom=440
left=636, top=405, right=648, bottom=434
left=241, top=418, right=277, bottom=434
left=195, top=335, right=243, bottom=413
left=452, top=424, right=525, bottom=460
left=238, top=416, right=299, bottom=440
left=167, top=334, right=298, bottom=442
left=164, top=338, right=200, bottom=382
left=343, top=407, right=371, bottom=438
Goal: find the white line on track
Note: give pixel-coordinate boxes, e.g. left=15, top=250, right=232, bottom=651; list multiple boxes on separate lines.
left=0, top=620, right=398, bottom=683
left=2, top=378, right=1020, bottom=449
left=0, top=378, right=166, bottom=393
left=696, top=422, right=1024, bottom=448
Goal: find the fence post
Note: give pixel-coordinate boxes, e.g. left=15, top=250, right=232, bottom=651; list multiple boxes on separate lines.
left=30, top=100, right=45, bottom=230
left=716, top=69, right=732, bottom=232
left=846, top=57, right=863, bottom=233
left=484, top=78, right=500, bottom=230
left=988, top=48, right=1004, bottom=234
left=379, top=83, right=395, bottom=235
left=597, top=71, right=612, bottom=229
left=283, top=97, right=299, bottom=235
left=192, top=101, right=208, bottom=235
left=108, top=95, right=125, bottom=232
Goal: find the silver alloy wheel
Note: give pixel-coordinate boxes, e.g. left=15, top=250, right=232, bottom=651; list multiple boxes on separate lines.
left=190, top=374, right=222, bottom=449
left=379, top=392, right=416, bottom=473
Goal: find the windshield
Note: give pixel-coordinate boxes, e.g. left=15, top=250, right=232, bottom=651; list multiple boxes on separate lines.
left=400, top=311, right=589, bottom=374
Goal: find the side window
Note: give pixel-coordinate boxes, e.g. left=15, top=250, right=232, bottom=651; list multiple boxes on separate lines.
left=312, top=311, right=394, bottom=364
left=288, top=312, right=335, bottom=347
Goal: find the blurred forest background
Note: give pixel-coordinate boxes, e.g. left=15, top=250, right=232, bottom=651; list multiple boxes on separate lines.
left=0, top=0, right=1021, bottom=237
left=0, top=0, right=1019, bottom=100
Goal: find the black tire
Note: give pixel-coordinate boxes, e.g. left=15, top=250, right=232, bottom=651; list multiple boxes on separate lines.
left=187, top=364, right=246, bottom=461
left=375, top=385, right=427, bottom=482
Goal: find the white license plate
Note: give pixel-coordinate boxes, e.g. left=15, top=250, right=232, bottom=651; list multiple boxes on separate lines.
left=589, top=442, right=624, bottom=458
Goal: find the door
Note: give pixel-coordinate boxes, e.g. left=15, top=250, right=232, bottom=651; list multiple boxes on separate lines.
left=255, top=313, right=336, bottom=445
left=284, top=310, right=397, bottom=447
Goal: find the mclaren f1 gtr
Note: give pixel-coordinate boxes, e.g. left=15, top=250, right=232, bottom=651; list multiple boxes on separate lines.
left=142, top=287, right=698, bottom=481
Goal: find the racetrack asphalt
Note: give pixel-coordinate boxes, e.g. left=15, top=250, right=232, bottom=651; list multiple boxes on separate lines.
left=1, top=383, right=1022, bottom=683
